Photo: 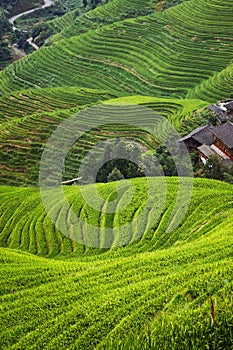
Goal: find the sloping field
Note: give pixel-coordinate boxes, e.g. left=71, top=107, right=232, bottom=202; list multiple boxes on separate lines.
left=0, top=0, right=233, bottom=348
left=0, top=0, right=232, bottom=99
left=188, top=61, right=233, bottom=102
left=49, top=0, right=155, bottom=43
left=102, top=96, right=208, bottom=129
left=0, top=98, right=206, bottom=185
left=0, top=178, right=233, bottom=349
left=48, top=0, right=189, bottom=44
left=0, top=177, right=232, bottom=255
left=0, top=89, right=118, bottom=186
left=0, top=87, right=117, bottom=121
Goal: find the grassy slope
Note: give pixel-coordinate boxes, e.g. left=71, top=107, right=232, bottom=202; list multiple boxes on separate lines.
left=47, top=0, right=189, bottom=44
left=0, top=97, right=208, bottom=186
left=0, top=177, right=233, bottom=349
left=0, top=0, right=232, bottom=186
left=188, top=61, right=233, bottom=102
left=0, top=0, right=232, bottom=99
left=0, top=88, right=121, bottom=185
left=0, top=0, right=232, bottom=348
left=0, top=86, right=118, bottom=122
left=0, top=177, right=232, bottom=255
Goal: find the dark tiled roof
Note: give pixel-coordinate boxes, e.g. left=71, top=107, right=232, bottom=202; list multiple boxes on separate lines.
left=225, top=101, right=233, bottom=111
left=208, top=105, right=225, bottom=116
left=192, top=125, right=215, bottom=145
left=212, top=121, right=233, bottom=149
left=179, top=124, right=214, bottom=145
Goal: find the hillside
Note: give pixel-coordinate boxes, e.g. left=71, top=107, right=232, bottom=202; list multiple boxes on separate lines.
left=1, top=0, right=233, bottom=186
left=45, top=0, right=189, bottom=45
left=0, top=97, right=207, bottom=185
left=0, top=178, right=233, bottom=349
left=0, top=1, right=232, bottom=244
left=0, top=0, right=233, bottom=348
left=188, top=61, right=233, bottom=102
left=0, top=0, right=232, bottom=99
left=0, top=177, right=232, bottom=255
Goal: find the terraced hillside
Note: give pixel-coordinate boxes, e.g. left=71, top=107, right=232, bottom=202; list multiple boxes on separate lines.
left=0, top=87, right=117, bottom=121
left=47, top=0, right=189, bottom=44
left=1, top=0, right=232, bottom=187
left=0, top=89, right=121, bottom=185
left=0, top=177, right=232, bottom=255
left=188, top=61, right=233, bottom=102
left=0, top=0, right=233, bottom=347
left=0, top=178, right=233, bottom=349
left=0, top=98, right=207, bottom=185
left=0, top=0, right=232, bottom=99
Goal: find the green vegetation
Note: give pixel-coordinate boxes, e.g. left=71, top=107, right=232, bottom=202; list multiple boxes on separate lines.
left=0, top=9, right=13, bottom=69
left=0, top=97, right=206, bottom=186
left=188, top=62, right=233, bottom=102
left=0, top=178, right=233, bottom=348
left=0, top=86, right=117, bottom=121
left=0, top=88, right=120, bottom=185
left=46, top=0, right=187, bottom=44
left=0, top=0, right=232, bottom=348
left=1, top=0, right=232, bottom=98
left=202, top=154, right=233, bottom=183
left=1, top=0, right=110, bottom=60
left=13, top=1, right=83, bottom=38
left=0, top=0, right=43, bottom=17
left=0, top=177, right=232, bottom=255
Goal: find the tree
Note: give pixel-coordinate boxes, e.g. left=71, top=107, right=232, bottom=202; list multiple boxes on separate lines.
left=0, top=9, right=11, bottom=36
left=223, top=172, right=233, bottom=184
left=155, top=146, right=177, bottom=176
left=202, top=154, right=228, bottom=181
left=0, top=46, right=12, bottom=61
left=107, top=167, right=124, bottom=182
left=223, top=163, right=233, bottom=184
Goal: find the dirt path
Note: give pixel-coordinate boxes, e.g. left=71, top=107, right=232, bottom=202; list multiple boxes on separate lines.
left=12, top=44, right=26, bottom=57
left=9, top=0, right=54, bottom=30
left=9, top=0, right=54, bottom=50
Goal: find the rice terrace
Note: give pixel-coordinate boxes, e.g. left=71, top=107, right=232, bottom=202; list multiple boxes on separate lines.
left=0, top=0, right=233, bottom=349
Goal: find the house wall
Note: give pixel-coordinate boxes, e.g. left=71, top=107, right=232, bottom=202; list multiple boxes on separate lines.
left=214, top=137, right=233, bottom=160
left=184, top=138, right=200, bottom=151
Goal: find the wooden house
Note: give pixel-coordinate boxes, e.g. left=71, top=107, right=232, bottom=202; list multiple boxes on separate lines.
left=178, top=124, right=214, bottom=151
left=208, top=100, right=233, bottom=121
left=179, top=121, right=233, bottom=167
left=212, top=121, right=233, bottom=160
left=224, top=101, right=233, bottom=116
